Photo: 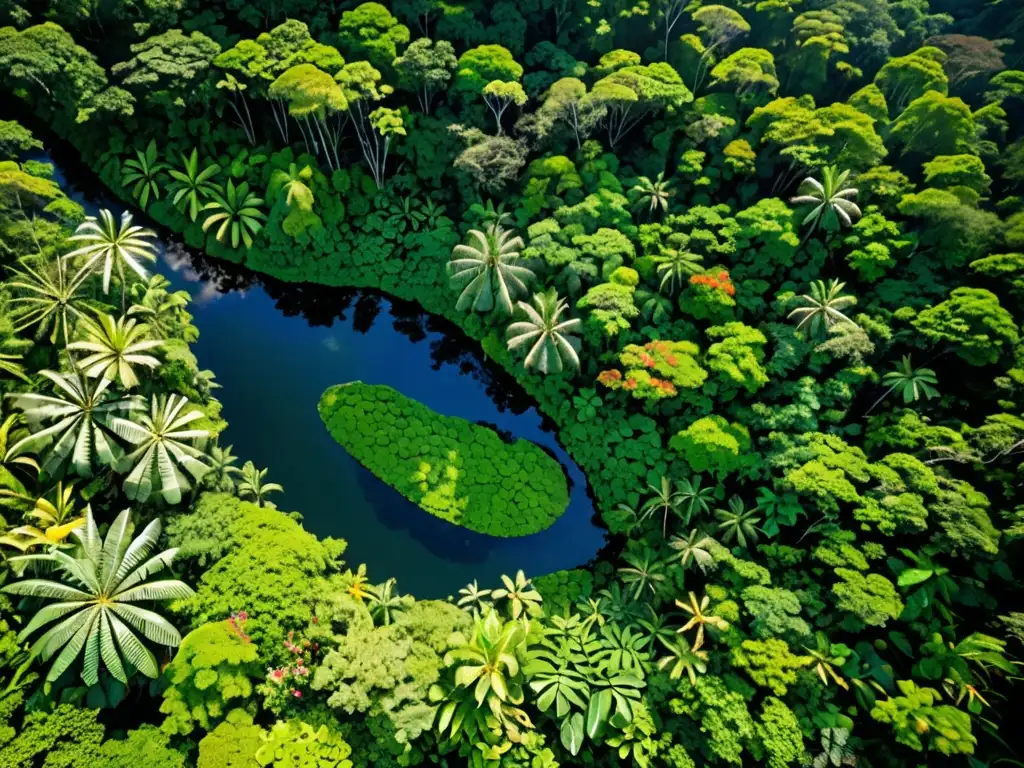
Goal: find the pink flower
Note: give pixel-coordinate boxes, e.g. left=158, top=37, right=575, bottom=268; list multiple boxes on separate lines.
left=293, top=690, right=302, bottom=698
left=270, top=669, right=284, bottom=682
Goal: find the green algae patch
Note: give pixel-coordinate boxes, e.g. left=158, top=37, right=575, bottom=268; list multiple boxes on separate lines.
left=318, top=382, right=570, bottom=536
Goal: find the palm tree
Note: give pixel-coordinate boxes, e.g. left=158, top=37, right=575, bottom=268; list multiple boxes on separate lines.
left=491, top=570, right=543, bottom=620
left=6, top=370, right=140, bottom=478
left=506, top=289, right=582, bottom=375
left=120, top=140, right=167, bottom=211
left=268, top=163, right=315, bottom=212
left=1, top=507, right=193, bottom=685
left=202, top=180, right=266, bottom=250
left=127, top=274, right=194, bottom=341
left=345, top=564, right=373, bottom=602
left=202, top=442, right=241, bottom=492
left=874, top=356, right=939, bottom=409
left=0, top=481, right=85, bottom=553
left=447, top=225, right=534, bottom=315
left=617, top=548, right=667, bottom=600
left=790, top=166, right=861, bottom=235
left=5, top=255, right=94, bottom=347
left=66, top=209, right=159, bottom=307
left=788, top=279, right=858, bottom=339
left=655, top=249, right=703, bottom=295
left=668, top=529, right=717, bottom=573
left=109, top=394, right=211, bottom=504
left=236, top=461, right=283, bottom=507
left=657, top=636, right=709, bottom=684
left=715, top=495, right=762, bottom=548
left=676, top=591, right=729, bottom=650
left=639, top=476, right=684, bottom=537
left=366, top=578, right=412, bottom=625
left=67, top=312, right=163, bottom=389
left=457, top=579, right=493, bottom=614
left=675, top=475, right=716, bottom=525
left=167, top=149, right=221, bottom=222
left=630, top=172, right=674, bottom=218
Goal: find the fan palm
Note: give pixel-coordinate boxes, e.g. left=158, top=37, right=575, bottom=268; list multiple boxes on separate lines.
left=457, top=579, right=493, bottom=614
left=67, top=311, right=163, bottom=389
left=675, top=474, right=716, bottom=525
left=6, top=370, right=140, bottom=478
left=788, top=279, right=858, bottom=339
left=120, top=140, right=167, bottom=210
left=715, top=495, right=762, bottom=548
left=634, top=605, right=676, bottom=651
left=617, top=547, right=667, bottom=600
left=655, top=249, right=704, bottom=295
left=491, top=570, right=543, bottom=620
left=167, top=149, right=221, bottom=221
left=0, top=482, right=85, bottom=553
left=108, top=394, right=211, bottom=504
left=630, top=172, right=674, bottom=218
left=668, top=529, right=717, bottom=573
left=639, top=476, right=684, bottom=537
left=236, top=461, right=283, bottom=507
left=881, top=356, right=939, bottom=405
left=1, top=507, right=194, bottom=685
left=506, top=289, right=582, bottom=374
left=66, top=209, right=159, bottom=306
left=202, top=180, right=266, bottom=250
left=202, top=442, right=241, bottom=492
left=5, top=255, right=94, bottom=347
left=656, top=636, right=709, bottom=684
left=448, top=225, right=534, bottom=315
left=676, top=591, right=730, bottom=650
left=790, top=166, right=861, bottom=235
left=366, top=578, right=412, bottom=626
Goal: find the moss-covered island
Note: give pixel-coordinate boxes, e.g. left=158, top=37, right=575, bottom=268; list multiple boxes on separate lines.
left=318, top=382, right=569, bottom=536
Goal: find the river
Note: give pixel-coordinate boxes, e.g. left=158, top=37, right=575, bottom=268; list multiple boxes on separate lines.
left=37, top=150, right=608, bottom=599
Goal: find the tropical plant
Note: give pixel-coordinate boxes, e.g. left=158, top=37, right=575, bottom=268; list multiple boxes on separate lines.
left=441, top=608, right=529, bottom=714
left=674, top=474, right=716, bottom=524
left=236, top=461, right=283, bottom=507
left=476, top=199, right=513, bottom=228
left=67, top=311, right=163, bottom=389
left=5, top=256, right=94, bottom=347
left=634, top=606, right=676, bottom=651
left=806, top=727, right=856, bottom=767
left=457, top=579, right=493, bottom=614
left=66, top=209, right=159, bottom=306
left=668, top=528, right=717, bottom=573
left=5, top=370, right=139, bottom=477
left=345, top=563, right=373, bottom=602
left=0, top=352, right=29, bottom=383
left=788, top=279, right=858, bottom=339
left=506, top=289, right=582, bottom=374
left=675, top=591, right=729, bottom=650
left=656, top=636, right=709, bottom=684
left=167, top=148, right=222, bottom=221
left=629, top=172, right=674, bottom=218
left=491, top=570, right=543, bottom=619
left=617, top=548, right=667, bottom=600
left=0, top=481, right=84, bottom=552
left=805, top=631, right=850, bottom=690
left=384, top=195, right=427, bottom=233
left=268, top=163, right=315, bottom=212
left=655, top=249, right=704, bottom=294
left=639, top=476, right=683, bottom=537
left=120, top=140, right=168, bottom=210
left=876, top=356, right=939, bottom=408
left=202, top=442, right=241, bottom=492
left=790, top=166, right=861, bottom=235
left=108, top=394, right=211, bottom=504
left=366, top=578, right=412, bottom=626
left=201, top=180, right=267, bottom=250
left=755, top=486, right=804, bottom=537
left=892, top=547, right=958, bottom=622
left=715, top=495, right=762, bottom=548
left=127, top=274, right=195, bottom=341
left=0, top=413, right=39, bottom=508
left=447, top=224, right=534, bottom=315
left=1, top=507, right=193, bottom=684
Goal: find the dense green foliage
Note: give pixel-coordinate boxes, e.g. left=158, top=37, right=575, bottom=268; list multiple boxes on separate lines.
left=3, top=0, right=1024, bottom=765
left=318, top=382, right=569, bottom=535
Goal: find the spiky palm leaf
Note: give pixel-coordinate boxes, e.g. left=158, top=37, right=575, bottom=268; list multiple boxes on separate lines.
left=655, top=249, right=704, bottom=295
left=491, top=570, right=543, bottom=620
left=202, top=442, right=241, bottom=492
left=236, top=460, right=283, bottom=507
left=0, top=414, right=39, bottom=508
left=790, top=166, right=861, bottom=234
left=167, top=149, right=221, bottom=222
left=1, top=506, right=193, bottom=684
left=5, top=255, right=94, bottom=347
left=715, top=495, right=762, bottom=548
left=639, top=476, right=684, bottom=537
left=506, top=289, right=582, bottom=374
left=788, top=279, right=858, bottom=339
left=668, top=529, right=717, bottom=573
left=201, top=180, right=266, bottom=250
left=0, top=352, right=30, bottom=384
left=127, top=274, right=194, bottom=341
left=882, top=356, right=939, bottom=404
left=457, top=580, right=493, bottom=614
left=109, top=394, right=211, bottom=504
left=630, top=172, right=674, bottom=218
left=366, top=578, right=413, bottom=626
left=676, top=591, right=729, bottom=650
left=67, top=311, right=163, bottom=389
left=66, top=209, right=159, bottom=299
left=656, top=636, right=708, bottom=684
left=120, top=140, right=168, bottom=210
left=6, top=370, right=140, bottom=478
left=617, top=548, right=667, bottom=600
left=448, top=225, right=534, bottom=315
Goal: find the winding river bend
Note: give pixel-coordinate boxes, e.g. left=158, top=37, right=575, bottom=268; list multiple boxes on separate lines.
left=41, top=151, right=607, bottom=598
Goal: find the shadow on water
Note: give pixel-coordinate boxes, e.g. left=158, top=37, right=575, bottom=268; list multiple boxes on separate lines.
left=33, top=141, right=607, bottom=598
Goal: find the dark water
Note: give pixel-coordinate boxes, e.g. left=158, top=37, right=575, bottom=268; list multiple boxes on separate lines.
left=38, top=152, right=607, bottom=599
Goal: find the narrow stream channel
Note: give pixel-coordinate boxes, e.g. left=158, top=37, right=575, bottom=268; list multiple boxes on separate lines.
left=37, top=149, right=608, bottom=598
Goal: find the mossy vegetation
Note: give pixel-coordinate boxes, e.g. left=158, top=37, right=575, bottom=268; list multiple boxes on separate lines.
left=318, top=382, right=569, bottom=536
